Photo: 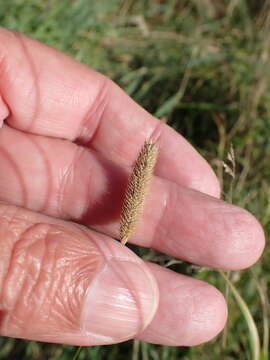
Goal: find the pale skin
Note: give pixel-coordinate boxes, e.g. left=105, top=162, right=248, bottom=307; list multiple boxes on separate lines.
left=0, top=27, right=265, bottom=346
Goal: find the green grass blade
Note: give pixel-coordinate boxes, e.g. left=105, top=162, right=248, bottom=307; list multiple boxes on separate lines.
left=72, top=346, right=82, bottom=360
left=251, top=272, right=269, bottom=360
left=132, top=340, right=140, bottom=360
left=220, top=271, right=260, bottom=360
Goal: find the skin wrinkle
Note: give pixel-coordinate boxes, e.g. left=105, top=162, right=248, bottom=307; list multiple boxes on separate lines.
left=41, top=231, right=59, bottom=326
left=151, top=181, right=180, bottom=253
left=76, top=148, right=109, bottom=224
left=141, top=184, right=208, bottom=265
left=147, top=120, right=163, bottom=144
left=165, top=187, right=215, bottom=261
left=52, top=288, right=74, bottom=331
left=0, top=227, right=18, bottom=312
left=0, top=95, right=9, bottom=123
left=57, top=145, right=85, bottom=219
left=77, top=75, right=111, bottom=145
left=180, top=192, right=220, bottom=263
left=55, top=240, right=78, bottom=321
left=149, top=180, right=171, bottom=250
left=70, top=264, right=87, bottom=319
left=0, top=146, right=28, bottom=206
left=0, top=205, right=32, bottom=237
left=88, top=91, right=158, bottom=167
left=64, top=251, right=99, bottom=328
left=3, top=221, right=103, bottom=336
left=12, top=31, right=40, bottom=132
left=3, top=221, right=47, bottom=331
left=83, top=228, right=129, bottom=263
left=1, top=222, right=42, bottom=320
left=56, top=226, right=108, bottom=332
left=44, top=76, right=84, bottom=108
left=64, top=249, right=89, bottom=322
left=19, top=224, right=50, bottom=313
left=20, top=134, right=53, bottom=213
left=4, top=224, right=52, bottom=323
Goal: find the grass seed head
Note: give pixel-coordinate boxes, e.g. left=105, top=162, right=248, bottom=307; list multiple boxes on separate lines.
left=120, top=140, right=158, bottom=245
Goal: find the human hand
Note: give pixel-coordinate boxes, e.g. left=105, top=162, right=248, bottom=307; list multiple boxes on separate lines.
left=0, top=28, right=265, bottom=346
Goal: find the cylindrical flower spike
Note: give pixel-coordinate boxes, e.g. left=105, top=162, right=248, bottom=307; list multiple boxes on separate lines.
left=120, top=141, right=158, bottom=245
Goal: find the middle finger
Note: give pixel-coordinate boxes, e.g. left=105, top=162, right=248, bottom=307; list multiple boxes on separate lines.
left=0, top=125, right=264, bottom=269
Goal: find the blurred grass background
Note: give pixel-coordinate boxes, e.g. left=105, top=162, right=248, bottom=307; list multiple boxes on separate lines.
left=0, top=0, right=269, bottom=359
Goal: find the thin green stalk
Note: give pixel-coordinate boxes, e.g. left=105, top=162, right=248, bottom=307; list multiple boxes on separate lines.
left=72, top=346, right=82, bottom=360
left=220, top=271, right=260, bottom=360
left=251, top=271, right=269, bottom=360
left=132, top=340, right=140, bottom=360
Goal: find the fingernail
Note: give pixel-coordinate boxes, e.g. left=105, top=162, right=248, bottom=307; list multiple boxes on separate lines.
left=81, top=259, right=158, bottom=344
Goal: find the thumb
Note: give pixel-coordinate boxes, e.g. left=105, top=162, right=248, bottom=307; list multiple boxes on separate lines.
left=0, top=204, right=158, bottom=345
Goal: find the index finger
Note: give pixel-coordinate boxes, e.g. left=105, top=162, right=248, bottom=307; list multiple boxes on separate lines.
left=0, top=27, right=220, bottom=197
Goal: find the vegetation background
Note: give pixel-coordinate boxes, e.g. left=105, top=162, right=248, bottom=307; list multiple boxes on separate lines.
left=0, top=0, right=269, bottom=359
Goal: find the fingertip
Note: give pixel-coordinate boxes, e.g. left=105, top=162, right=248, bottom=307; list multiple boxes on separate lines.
left=137, top=265, right=227, bottom=346
left=212, top=208, right=265, bottom=270
left=230, top=211, right=265, bottom=270
left=183, top=283, right=228, bottom=346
